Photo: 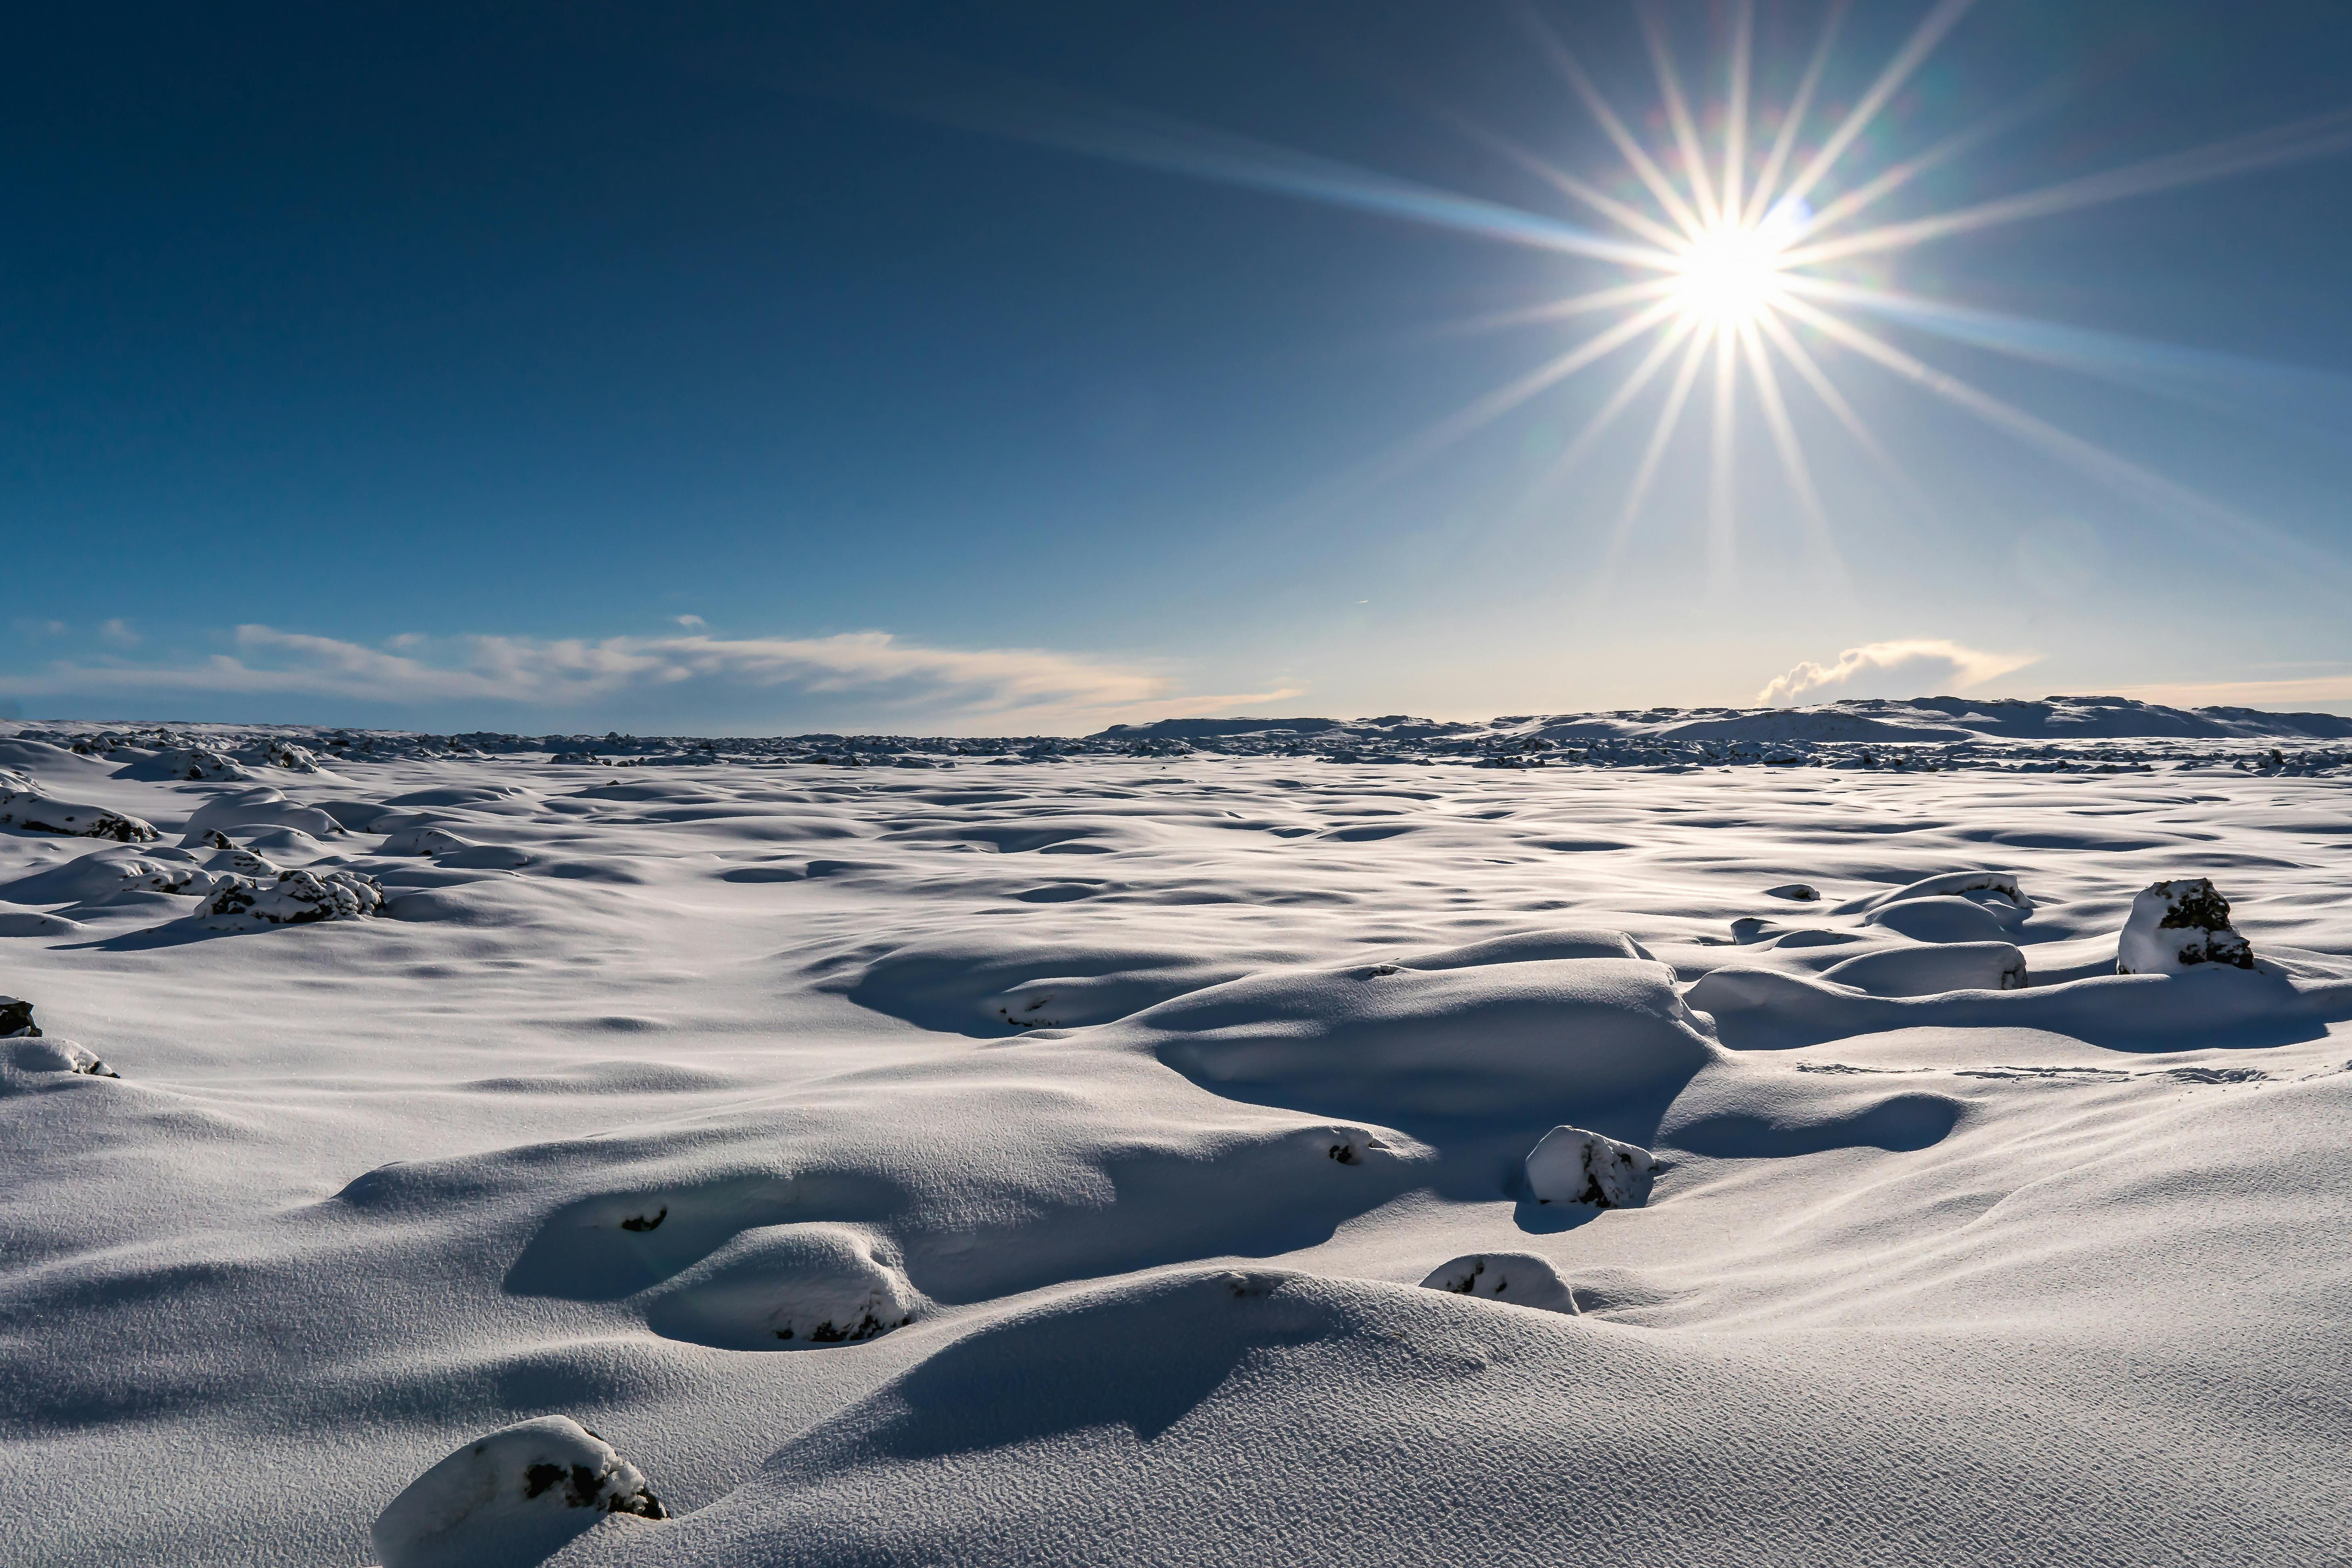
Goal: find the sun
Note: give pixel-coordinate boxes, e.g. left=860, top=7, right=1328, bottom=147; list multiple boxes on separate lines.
left=1669, top=221, right=1787, bottom=331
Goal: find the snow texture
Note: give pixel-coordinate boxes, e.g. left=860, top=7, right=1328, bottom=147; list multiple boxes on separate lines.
left=3, top=717, right=2352, bottom=1567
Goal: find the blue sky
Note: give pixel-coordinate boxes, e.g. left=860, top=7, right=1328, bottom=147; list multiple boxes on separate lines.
left=6, top=1, right=2350, bottom=733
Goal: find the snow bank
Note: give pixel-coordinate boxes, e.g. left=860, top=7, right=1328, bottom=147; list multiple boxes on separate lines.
left=2118, top=879, right=2257, bottom=975
left=1421, top=1251, right=1578, bottom=1313
left=369, top=1415, right=664, bottom=1568
left=1524, top=1124, right=1658, bottom=1207
left=1126, top=956, right=1721, bottom=1130
left=0, top=770, right=158, bottom=843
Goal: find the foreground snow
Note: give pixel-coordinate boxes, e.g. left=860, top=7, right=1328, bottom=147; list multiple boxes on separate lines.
left=1, top=724, right=2349, bottom=1565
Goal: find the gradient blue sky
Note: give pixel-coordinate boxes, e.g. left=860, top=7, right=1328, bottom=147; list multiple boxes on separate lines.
left=6, top=1, right=2350, bottom=733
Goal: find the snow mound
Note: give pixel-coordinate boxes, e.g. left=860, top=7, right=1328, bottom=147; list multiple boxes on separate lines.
left=1820, top=941, right=2027, bottom=996
left=1124, top=956, right=1721, bottom=1130
left=644, top=1222, right=920, bottom=1350
left=112, top=747, right=255, bottom=782
left=369, top=1415, right=665, bottom=1568
left=178, top=787, right=346, bottom=847
left=1420, top=1251, right=1578, bottom=1314
left=2, top=1037, right=117, bottom=1080
left=379, top=825, right=477, bottom=857
left=0, top=771, right=158, bottom=843
left=1765, top=883, right=1820, bottom=901
left=1841, top=870, right=2033, bottom=922
left=200, top=868, right=384, bottom=930
left=2119, top=879, right=2256, bottom=975
left=1524, top=1124, right=1658, bottom=1207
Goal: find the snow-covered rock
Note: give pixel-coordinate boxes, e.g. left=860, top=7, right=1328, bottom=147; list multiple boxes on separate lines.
left=1764, top=883, right=1820, bottom=901
left=1, top=995, right=38, bottom=1037
left=1420, top=1251, right=1578, bottom=1314
left=1524, top=1125, right=1658, bottom=1208
left=0, top=770, right=159, bottom=843
left=200, top=868, right=384, bottom=931
left=645, top=1223, right=921, bottom=1350
left=113, top=747, right=255, bottom=782
left=178, top=788, right=346, bottom=847
left=369, top=1415, right=665, bottom=1568
left=2, top=1037, right=117, bottom=1079
left=2117, top=878, right=2256, bottom=975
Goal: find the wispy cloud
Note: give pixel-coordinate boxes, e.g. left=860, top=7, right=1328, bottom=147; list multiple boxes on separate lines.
left=1759, top=639, right=2040, bottom=706
left=99, top=618, right=141, bottom=648
left=4, top=624, right=1299, bottom=731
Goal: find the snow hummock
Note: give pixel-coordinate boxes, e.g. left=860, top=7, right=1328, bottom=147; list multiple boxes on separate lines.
left=1420, top=1251, right=1578, bottom=1314
left=369, top=1415, right=664, bottom=1568
left=199, top=867, right=384, bottom=930
left=2118, top=879, right=2258, bottom=975
left=0, top=769, right=158, bottom=842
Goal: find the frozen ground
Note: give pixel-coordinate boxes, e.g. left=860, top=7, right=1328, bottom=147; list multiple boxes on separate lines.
left=2, top=711, right=2350, bottom=1566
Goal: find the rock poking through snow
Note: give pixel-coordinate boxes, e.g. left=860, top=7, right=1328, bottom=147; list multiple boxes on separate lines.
left=1764, top=883, right=1820, bottom=901
left=200, top=868, right=384, bottom=931
left=1524, top=1125, right=1658, bottom=1208
left=0, top=771, right=159, bottom=843
left=2118, top=878, right=2257, bottom=975
left=114, top=747, right=255, bottom=782
left=369, top=1415, right=665, bottom=1568
left=1420, top=1251, right=1578, bottom=1314
left=2, top=996, right=40, bottom=1036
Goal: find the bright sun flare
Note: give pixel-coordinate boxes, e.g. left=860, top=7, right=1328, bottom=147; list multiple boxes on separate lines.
left=1669, top=222, right=1787, bottom=329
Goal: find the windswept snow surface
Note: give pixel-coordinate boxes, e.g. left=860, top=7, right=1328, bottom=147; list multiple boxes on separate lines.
left=2, top=716, right=2351, bottom=1565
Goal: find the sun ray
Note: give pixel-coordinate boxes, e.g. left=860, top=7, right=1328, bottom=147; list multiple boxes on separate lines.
left=1413, top=278, right=1685, bottom=343
left=1753, top=307, right=1929, bottom=512
left=1743, top=0, right=1851, bottom=227
left=1784, top=77, right=2068, bottom=246
left=1706, top=324, right=1742, bottom=586
left=1721, top=0, right=1752, bottom=228
left=1435, top=112, right=1696, bottom=253
left=1528, top=313, right=1704, bottom=492
left=1511, top=2, right=1708, bottom=239
left=1640, top=2, right=1722, bottom=227
left=1738, top=319, right=1848, bottom=584
left=1599, top=323, right=1716, bottom=582
left=1783, top=105, right=2352, bottom=267
left=1773, top=0, right=1979, bottom=218
left=1774, top=294, right=2345, bottom=576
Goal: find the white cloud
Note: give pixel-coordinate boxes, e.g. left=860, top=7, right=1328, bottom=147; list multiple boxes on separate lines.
left=1759, top=639, right=2042, bottom=707
left=99, top=618, right=140, bottom=647
left=673, top=614, right=706, bottom=629
left=4, top=624, right=1300, bottom=733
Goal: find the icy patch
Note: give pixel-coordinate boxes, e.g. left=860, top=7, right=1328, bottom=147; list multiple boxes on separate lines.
left=1421, top=1251, right=1578, bottom=1314
left=369, top=1415, right=664, bottom=1568
left=0, top=770, right=158, bottom=843
left=1524, top=1125, right=1658, bottom=1208
left=199, top=868, right=384, bottom=930
left=644, top=1223, right=920, bottom=1350
left=2119, top=878, right=2256, bottom=975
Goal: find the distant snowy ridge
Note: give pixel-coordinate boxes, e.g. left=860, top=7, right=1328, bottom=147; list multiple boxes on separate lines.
left=6, top=694, right=2350, bottom=776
